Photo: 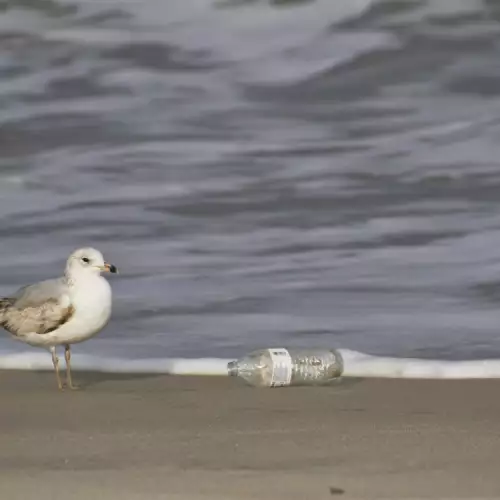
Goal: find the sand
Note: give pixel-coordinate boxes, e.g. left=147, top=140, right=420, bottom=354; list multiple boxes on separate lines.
left=1, top=371, right=500, bottom=500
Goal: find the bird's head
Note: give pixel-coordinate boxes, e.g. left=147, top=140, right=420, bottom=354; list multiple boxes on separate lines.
left=66, top=247, right=118, bottom=280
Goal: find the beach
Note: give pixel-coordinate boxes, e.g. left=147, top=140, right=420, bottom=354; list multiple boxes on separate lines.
left=1, top=373, right=500, bottom=499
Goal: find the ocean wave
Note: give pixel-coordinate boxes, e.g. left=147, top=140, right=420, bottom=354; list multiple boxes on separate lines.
left=0, top=350, right=231, bottom=375
left=3, top=349, right=500, bottom=379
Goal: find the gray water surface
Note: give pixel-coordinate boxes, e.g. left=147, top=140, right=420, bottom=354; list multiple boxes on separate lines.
left=2, top=0, right=500, bottom=359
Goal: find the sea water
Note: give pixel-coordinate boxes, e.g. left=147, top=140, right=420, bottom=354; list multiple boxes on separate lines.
left=1, top=0, right=500, bottom=372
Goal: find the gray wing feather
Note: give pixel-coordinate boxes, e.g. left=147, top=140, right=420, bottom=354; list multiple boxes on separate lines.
left=0, top=278, right=75, bottom=336
left=12, top=278, right=68, bottom=308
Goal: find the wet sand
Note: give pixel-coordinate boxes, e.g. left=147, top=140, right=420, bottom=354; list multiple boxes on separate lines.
left=2, top=372, right=500, bottom=499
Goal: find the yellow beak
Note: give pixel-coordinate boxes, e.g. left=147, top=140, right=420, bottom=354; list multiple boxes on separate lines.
left=99, top=262, right=118, bottom=274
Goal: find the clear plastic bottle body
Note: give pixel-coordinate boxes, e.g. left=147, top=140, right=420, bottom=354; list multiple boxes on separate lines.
left=227, top=348, right=343, bottom=387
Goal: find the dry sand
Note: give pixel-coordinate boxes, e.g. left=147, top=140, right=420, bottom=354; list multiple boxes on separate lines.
left=1, top=371, right=500, bottom=499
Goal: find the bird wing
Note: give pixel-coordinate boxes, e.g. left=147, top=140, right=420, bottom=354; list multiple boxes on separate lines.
left=0, top=278, right=75, bottom=336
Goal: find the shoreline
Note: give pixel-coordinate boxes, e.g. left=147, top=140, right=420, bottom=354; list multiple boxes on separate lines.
left=2, top=371, right=500, bottom=499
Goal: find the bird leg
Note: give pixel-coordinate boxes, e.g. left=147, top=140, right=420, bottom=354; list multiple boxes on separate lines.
left=64, top=344, right=78, bottom=390
left=50, top=346, right=63, bottom=390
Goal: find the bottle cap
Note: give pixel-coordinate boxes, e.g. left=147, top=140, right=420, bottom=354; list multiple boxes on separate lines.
left=227, top=360, right=238, bottom=377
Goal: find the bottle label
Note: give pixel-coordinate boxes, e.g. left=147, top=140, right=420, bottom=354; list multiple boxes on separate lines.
left=268, top=348, right=293, bottom=387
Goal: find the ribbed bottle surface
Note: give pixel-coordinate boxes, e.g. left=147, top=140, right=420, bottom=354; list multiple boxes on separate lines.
left=228, top=348, right=343, bottom=387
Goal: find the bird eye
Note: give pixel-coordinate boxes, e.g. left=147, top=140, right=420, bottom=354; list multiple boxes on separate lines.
left=81, top=257, right=90, bottom=264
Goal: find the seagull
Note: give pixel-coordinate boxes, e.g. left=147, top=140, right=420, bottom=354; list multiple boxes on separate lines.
left=0, top=247, right=118, bottom=390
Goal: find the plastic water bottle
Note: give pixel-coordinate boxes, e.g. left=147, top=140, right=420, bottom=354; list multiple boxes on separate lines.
left=227, top=348, right=344, bottom=387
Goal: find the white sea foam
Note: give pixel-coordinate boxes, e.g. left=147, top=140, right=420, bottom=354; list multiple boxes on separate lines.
left=0, top=351, right=231, bottom=376
left=2, top=349, right=500, bottom=379
left=340, top=349, right=500, bottom=379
